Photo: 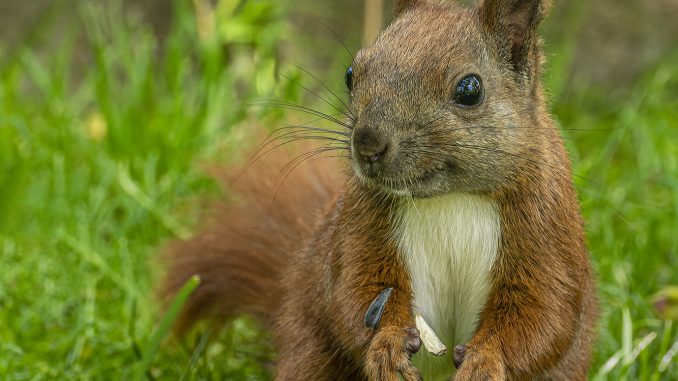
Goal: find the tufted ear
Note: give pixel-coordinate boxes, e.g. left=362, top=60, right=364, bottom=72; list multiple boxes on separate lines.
left=477, top=0, right=553, bottom=73
left=395, top=0, right=426, bottom=18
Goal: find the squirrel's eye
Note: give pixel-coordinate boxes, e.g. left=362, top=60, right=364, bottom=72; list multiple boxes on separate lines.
left=345, top=66, right=353, bottom=91
left=453, top=74, right=483, bottom=107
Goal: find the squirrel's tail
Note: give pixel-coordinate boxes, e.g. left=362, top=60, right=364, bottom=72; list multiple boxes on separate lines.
left=159, top=145, right=340, bottom=333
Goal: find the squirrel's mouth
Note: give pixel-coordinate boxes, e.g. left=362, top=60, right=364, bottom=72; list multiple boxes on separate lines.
left=355, top=166, right=446, bottom=197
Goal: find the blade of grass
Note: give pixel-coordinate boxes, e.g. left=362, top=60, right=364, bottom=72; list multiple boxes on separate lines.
left=179, top=327, right=213, bottom=381
left=653, top=321, right=673, bottom=381
left=59, top=231, right=143, bottom=300
left=117, top=164, right=191, bottom=240
left=594, top=332, right=658, bottom=380
left=622, top=308, right=633, bottom=363
left=134, top=275, right=201, bottom=381
left=659, top=338, right=678, bottom=373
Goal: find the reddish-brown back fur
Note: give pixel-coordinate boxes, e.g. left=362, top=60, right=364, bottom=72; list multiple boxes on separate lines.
left=159, top=146, right=341, bottom=333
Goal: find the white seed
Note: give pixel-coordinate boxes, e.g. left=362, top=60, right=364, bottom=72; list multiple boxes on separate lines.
left=415, top=313, right=447, bottom=356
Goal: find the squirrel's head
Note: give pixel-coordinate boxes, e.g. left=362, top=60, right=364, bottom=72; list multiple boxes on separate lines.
left=348, top=0, right=554, bottom=197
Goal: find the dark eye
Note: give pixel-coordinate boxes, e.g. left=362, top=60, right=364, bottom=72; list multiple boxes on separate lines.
left=345, top=66, right=353, bottom=91
left=453, top=74, right=483, bottom=107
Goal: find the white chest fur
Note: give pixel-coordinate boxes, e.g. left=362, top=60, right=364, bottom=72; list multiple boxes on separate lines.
left=396, top=193, right=501, bottom=379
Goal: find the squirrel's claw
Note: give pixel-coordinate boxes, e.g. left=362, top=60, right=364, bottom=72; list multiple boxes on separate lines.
left=452, top=346, right=505, bottom=381
left=453, top=344, right=467, bottom=369
left=405, top=327, right=422, bottom=355
left=365, top=325, right=423, bottom=381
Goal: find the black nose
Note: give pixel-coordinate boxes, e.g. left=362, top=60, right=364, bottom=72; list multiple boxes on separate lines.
left=354, top=130, right=389, bottom=164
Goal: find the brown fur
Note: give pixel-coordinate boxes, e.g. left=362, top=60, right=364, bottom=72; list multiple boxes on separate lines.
left=160, top=0, right=597, bottom=380
left=160, top=147, right=341, bottom=333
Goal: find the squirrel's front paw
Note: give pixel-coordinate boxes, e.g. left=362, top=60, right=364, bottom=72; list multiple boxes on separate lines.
left=364, top=326, right=422, bottom=381
left=452, top=346, right=505, bottom=381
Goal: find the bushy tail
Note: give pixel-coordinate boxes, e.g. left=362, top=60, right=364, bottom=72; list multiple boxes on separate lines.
left=159, top=146, right=340, bottom=333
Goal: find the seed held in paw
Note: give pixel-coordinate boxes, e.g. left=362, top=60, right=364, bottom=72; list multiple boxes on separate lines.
left=414, top=313, right=447, bottom=356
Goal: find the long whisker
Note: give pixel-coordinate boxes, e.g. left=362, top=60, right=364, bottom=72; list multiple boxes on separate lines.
left=278, top=71, right=354, bottom=122
left=294, top=64, right=356, bottom=120
left=248, top=126, right=348, bottom=164
left=319, top=21, right=356, bottom=63
left=278, top=145, right=348, bottom=178
left=250, top=100, right=349, bottom=126
left=272, top=146, right=348, bottom=201
left=230, top=125, right=349, bottom=186
left=274, top=124, right=351, bottom=137
left=249, top=133, right=347, bottom=171
left=250, top=100, right=352, bottom=129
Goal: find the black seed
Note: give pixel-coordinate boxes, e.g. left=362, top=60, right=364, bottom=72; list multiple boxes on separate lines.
left=364, top=287, right=393, bottom=329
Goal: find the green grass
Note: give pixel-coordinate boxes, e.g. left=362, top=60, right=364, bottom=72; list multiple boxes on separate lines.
left=0, top=1, right=676, bottom=380
left=554, top=53, right=678, bottom=380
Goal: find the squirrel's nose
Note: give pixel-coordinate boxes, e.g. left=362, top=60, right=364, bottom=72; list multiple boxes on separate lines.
left=358, top=141, right=388, bottom=163
left=354, top=130, right=389, bottom=164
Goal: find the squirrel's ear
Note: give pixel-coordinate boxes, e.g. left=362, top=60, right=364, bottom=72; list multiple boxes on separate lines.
left=477, top=0, right=553, bottom=72
left=395, top=0, right=425, bottom=18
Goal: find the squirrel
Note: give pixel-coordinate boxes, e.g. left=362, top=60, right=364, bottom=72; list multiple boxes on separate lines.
left=160, top=0, right=598, bottom=380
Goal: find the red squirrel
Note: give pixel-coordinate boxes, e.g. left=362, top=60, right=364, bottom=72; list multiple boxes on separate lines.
left=161, top=0, right=598, bottom=379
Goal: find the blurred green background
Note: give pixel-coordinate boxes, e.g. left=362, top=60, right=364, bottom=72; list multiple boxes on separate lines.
left=0, top=0, right=676, bottom=380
